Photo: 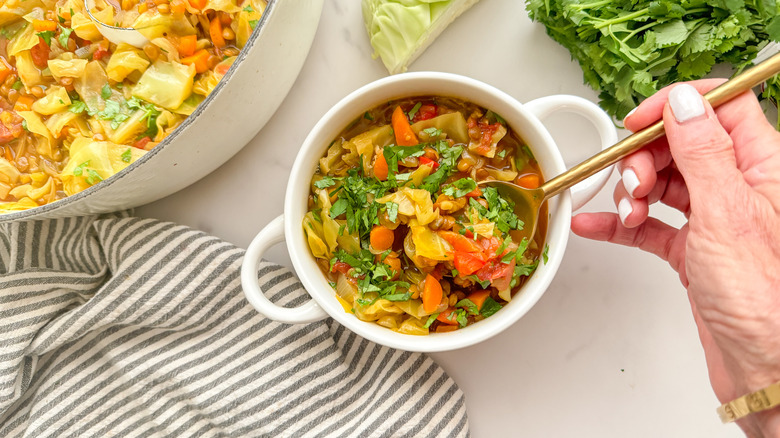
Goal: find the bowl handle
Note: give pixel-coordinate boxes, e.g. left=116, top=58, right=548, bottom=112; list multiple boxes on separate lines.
left=524, top=95, right=618, bottom=211
left=241, top=215, right=328, bottom=323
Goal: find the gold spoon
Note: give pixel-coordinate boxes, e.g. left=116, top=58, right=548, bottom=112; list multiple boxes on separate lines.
left=481, top=49, right=780, bottom=241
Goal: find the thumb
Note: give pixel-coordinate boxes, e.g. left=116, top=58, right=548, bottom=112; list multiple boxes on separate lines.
left=663, top=84, right=743, bottom=207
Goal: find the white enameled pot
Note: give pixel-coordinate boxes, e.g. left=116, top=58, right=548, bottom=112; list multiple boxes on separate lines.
left=242, top=72, right=618, bottom=352
left=0, top=0, right=323, bottom=222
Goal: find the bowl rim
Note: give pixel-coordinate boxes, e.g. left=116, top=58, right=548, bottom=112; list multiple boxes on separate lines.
left=0, top=0, right=279, bottom=222
left=283, top=71, right=573, bottom=352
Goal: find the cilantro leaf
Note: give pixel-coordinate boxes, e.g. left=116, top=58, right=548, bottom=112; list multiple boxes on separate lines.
left=314, top=176, right=336, bottom=189
left=58, top=26, right=73, bottom=48
left=69, top=100, right=87, bottom=114
left=121, top=148, right=133, bottom=163
left=72, top=160, right=90, bottom=177
left=424, top=313, right=439, bottom=328
left=36, top=31, right=55, bottom=46
left=101, top=83, right=112, bottom=100
left=407, top=102, right=422, bottom=120
left=479, top=297, right=502, bottom=318
left=442, top=178, right=476, bottom=198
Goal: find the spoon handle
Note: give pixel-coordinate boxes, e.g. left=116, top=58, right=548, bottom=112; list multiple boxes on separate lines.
left=541, top=49, right=780, bottom=199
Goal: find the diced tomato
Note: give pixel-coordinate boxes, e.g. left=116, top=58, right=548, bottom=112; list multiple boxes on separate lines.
left=464, top=187, right=482, bottom=198
left=413, top=104, right=437, bottom=122
left=133, top=137, right=152, bottom=149
left=436, top=307, right=460, bottom=325
left=30, top=38, right=50, bottom=68
left=454, top=252, right=486, bottom=276
left=439, top=231, right=482, bottom=253
left=479, top=236, right=502, bottom=259
left=490, top=259, right=515, bottom=291
left=475, top=259, right=514, bottom=283
left=331, top=261, right=351, bottom=275
left=93, top=46, right=109, bottom=61
left=418, top=156, right=439, bottom=170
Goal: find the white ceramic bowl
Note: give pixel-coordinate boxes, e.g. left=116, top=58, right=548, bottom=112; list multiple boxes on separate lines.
left=241, top=72, right=617, bottom=352
left=0, top=0, right=323, bottom=222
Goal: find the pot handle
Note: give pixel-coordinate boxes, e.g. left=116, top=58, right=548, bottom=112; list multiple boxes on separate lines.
left=524, top=95, right=618, bottom=211
left=241, top=215, right=328, bottom=324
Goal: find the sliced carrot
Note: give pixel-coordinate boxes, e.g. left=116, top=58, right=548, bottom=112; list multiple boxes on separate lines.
left=370, top=225, right=394, bottom=251
left=466, top=290, right=491, bottom=311
left=178, top=34, right=197, bottom=57
left=422, top=274, right=443, bottom=313
left=373, top=153, right=388, bottom=181
left=516, top=173, right=541, bottom=189
left=391, top=106, right=418, bottom=146
left=436, top=307, right=459, bottom=325
left=170, top=0, right=186, bottom=14
left=32, top=19, right=57, bottom=32
left=180, top=49, right=210, bottom=73
left=465, top=187, right=482, bottom=198
left=188, top=0, right=207, bottom=9
left=13, top=95, right=34, bottom=112
left=209, top=17, right=226, bottom=48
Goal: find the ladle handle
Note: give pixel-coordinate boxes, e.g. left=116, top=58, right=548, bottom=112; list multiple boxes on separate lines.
left=541, top=50, right=780, bottom=199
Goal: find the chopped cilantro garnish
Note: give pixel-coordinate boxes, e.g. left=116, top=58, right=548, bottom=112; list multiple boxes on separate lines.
left=85, top=169, right=103, bottom=185
left=243, top=4, right=254, bottom=12
left=442, top=178, right=476, bottom=198
left=72, top=160, right=90, bottom=176
left=421, top=127, right=442, bottom=137
left=57, top=26, right=73, bottom=49
left=472, top=187, right=523, bottom=233
left=542, top=244, right=549, bottom=264
left=68, top=100, right=87, bottom=114
left=36, top=30, right=55, bottom=46
left=101, top=83, right=112, bottom=100
left=314, top=176, right=337, bottom=189
left=407, top=102, right=422, bottom=120
left=497, top=149, right=507, bottom=159
left=456, top=298, right=479, bottom=316
left=363, top=111, right=374, bottom=121
left=479, top=297, right=502, bottom=318
left=466, top=275, right=491, bottom=289
left=383, top=144, right=424, bottom=174
left=11, top=79, right=22, bottom=90
left=485, top=110, right=506, bottom=125
left=121, top=148, right=132, bottom=163
left=249, top=19, right=259, bottom=29
left=385, top=201, right=399, bottom=223
left=424, top=313, right=439, bottom=329
left=21, top=120, right=28, bottom=131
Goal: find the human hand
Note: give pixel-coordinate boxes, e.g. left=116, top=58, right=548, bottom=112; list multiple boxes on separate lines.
left=571, top=79, right=780, bottom=436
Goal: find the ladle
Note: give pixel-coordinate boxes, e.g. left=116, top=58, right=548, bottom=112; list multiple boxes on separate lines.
left=480, top=48, right=780, bottom=242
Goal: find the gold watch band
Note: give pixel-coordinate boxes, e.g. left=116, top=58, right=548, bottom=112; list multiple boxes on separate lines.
left=718, top=381, right=780, bottom=423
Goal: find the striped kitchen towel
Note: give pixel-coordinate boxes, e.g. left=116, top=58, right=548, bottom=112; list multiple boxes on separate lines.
left=0, top=214, right=469, bottom=438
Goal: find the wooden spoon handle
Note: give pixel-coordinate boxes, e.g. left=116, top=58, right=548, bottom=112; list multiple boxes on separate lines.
left=540, top=50, right=780, bottom=199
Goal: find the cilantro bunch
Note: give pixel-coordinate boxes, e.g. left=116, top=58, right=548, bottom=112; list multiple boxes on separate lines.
left=526, top=0, right=780, bottom=122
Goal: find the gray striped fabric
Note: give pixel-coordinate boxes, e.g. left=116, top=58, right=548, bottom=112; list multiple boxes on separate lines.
left=0, top=214, right=469, bottom=437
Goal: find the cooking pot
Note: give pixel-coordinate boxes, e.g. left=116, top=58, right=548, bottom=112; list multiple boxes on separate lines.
left=0, top=0, right=323, bottom=222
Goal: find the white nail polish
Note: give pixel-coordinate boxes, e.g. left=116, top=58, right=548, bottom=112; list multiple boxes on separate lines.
left=618, top=198, right=633, bottom=225
left=668, top=84, right=705, bottom=123
left=624, top=107, right=638, bottom=121
left=622, top=168, right=640, bottom=198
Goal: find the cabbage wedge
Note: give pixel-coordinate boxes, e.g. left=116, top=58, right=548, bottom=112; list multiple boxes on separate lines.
left=362, top=0, right=481, bottom=74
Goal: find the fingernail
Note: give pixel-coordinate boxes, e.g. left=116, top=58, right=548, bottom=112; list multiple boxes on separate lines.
left=618, top=198, right=632, bottom=225
left=622, top=168, right=640, bottom=198
left=669, top=84, right=705, bottom=123
left=624, top=107, right=638, bottom=121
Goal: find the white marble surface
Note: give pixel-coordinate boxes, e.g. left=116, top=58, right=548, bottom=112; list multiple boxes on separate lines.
left=137, top=1, right=745, bottom=436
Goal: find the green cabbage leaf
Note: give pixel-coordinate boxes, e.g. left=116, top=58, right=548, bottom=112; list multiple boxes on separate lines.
left=362, top=0, right=481, bottom=74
